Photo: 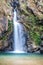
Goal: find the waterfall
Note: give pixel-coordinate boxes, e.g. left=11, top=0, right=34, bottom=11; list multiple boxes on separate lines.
left=13, top=9, right=27, bottom=53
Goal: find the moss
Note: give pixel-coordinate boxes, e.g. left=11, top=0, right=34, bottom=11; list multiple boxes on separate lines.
left=8, top=20, right=12, bottom=32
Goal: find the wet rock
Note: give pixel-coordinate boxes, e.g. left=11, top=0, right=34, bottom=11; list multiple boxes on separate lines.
left=11, top=0, right=20, bottom=9
left=41, top=35, right=43, bottom=40
left=7, top=32, right=14, bottom=51
left=27, top=40, right=40, bottom=53
left=40, top=48, right=43, bottom=54
left=27, top=43, right=34, bottom=53
left=40, top=41, right=43, bottom=54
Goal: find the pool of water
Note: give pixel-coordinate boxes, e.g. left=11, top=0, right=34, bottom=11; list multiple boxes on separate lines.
left=0, top=53, right=43, bottom=65
left=0, top=52, right=43, bottom=57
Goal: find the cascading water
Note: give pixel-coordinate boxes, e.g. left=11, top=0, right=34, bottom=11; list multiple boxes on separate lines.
left=13, top=9, right=27, bottom=53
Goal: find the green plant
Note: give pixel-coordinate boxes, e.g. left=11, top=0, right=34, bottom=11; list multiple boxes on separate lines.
left=30, top=31, right=41, bottom=45
left=8, top=20, right=13, bottom=32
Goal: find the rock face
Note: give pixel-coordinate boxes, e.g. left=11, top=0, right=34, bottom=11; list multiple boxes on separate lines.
left=0, top=0, right=13, bottom=51
left=0, top=0, right=43, bottom=52
left=0, top=16, right=8, bottom=36
left=0, top=0, right=12, bottom=36
left=0, top=32, right=13, bottom=51
left=19, top=0, right=43, bottom=20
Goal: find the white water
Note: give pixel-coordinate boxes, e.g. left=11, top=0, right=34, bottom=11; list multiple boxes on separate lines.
left=13, top=9, right=26, bottom=53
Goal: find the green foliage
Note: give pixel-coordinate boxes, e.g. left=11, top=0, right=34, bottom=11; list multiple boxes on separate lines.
left=28, top=14, right=39, bottom=24
left=8, top=20, right=13, bottom=32
left=21, top=9, right=42, bottom=46
left=30, top=31, right=41, bottom=45
left=24, top=13, right=42, bottom=46
left=0, top=35, right=7, bottom=41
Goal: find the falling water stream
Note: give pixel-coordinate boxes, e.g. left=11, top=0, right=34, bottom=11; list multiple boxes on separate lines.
left=13, top=9, right=27, bottom=53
